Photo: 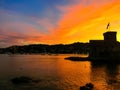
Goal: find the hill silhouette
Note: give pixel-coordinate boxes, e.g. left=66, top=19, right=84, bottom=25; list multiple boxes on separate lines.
left=0, top=42, right=89, bottom=54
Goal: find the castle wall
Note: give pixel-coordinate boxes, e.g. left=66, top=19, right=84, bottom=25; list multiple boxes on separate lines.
left=89, top=31, right=120, bottom=60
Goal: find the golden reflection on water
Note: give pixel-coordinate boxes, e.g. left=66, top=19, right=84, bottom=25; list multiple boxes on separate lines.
left=91, top=64, right=107, bottom=90
left=91, top=62, right=120, bottom=90
left=56, top=55, right=91, bottom=90
left=0, top=54, right=120, bottom=90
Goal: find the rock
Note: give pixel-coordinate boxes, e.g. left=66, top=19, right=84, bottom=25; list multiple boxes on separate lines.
left=80, top=83, right=94, bottom=90
left=85, top=83, right=94, bottom=89
left=65, top=56, right=89, bottom=61
left=11, top=76, right=40, bottom=85
left=80, top=86, right=87, bottom=90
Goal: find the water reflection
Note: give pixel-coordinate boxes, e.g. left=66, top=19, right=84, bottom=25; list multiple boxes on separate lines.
left=105, top=63, right=120, bottom=90
left=91, top=62, right=120, bottom=90
left=0, top=54, right=120, bottom=90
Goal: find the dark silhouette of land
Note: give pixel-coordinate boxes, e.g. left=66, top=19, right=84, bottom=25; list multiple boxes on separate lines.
left=89, top=31, right=120, bottom=61
left=0, top=42, right=89, bottom=54
left=1, top=31, right=120, bottom=62
left=64, top=31, right=120, bottom=61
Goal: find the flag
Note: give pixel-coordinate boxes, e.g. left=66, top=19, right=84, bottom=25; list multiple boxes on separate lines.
left=106, top=22, right=110, bottom=29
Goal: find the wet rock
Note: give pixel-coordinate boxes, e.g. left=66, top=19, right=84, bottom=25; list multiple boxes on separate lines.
left=11, top=76, right=40, bottom=85
left=85, top=83, right=94, bottom=89
left=80, top=86, right=87, bottom=90
left=80, top=83, right=94, bottom=90
left=65, top=56, right=89, bottom=61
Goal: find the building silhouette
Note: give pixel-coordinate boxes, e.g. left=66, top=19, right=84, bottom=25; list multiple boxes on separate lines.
left=89, top=31, right=120, bottom=60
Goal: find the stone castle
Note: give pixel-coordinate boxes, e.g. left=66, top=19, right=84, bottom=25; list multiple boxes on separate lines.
left=89, top=31, right=120, bottom=60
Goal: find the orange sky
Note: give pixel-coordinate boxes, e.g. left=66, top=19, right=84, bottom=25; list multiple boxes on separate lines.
left=36, top=0, right=120, bottom=45
left=52, top=0, right=120, bottom=44
left=1, top=0, right=120, bottom=47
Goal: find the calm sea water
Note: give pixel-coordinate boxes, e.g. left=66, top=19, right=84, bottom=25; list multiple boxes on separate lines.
left=0, top=54, right=120, bottom=90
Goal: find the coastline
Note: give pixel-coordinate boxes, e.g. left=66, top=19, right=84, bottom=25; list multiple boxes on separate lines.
left=64, top=56, right=120, bottom=63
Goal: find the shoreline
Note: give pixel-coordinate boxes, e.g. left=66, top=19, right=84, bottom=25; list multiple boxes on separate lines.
left=64, top=56, right=120, bottom=63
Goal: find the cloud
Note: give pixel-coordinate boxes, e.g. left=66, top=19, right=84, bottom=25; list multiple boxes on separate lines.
left=1, top=0, right=120, bottom=47
left=53, top=0, right=120, bottom=43
left=0, top=9, right=59, bottom=46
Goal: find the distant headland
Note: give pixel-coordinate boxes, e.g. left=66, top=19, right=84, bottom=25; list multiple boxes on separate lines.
left=0, top=42, right=89, bottom=54
left=89, top=31, right=120, bottom=61
left=0, top=30, right=120, bottom=62
left=65, top=31, right=120, bottom=61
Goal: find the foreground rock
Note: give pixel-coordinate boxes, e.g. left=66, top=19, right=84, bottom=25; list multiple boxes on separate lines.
left=80, top=83, right=94, bottom=90
left=11, top=76, right=40, bottom=85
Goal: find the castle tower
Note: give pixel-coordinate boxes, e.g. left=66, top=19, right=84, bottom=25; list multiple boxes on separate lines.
left=103, top=31, right=117, bottom=42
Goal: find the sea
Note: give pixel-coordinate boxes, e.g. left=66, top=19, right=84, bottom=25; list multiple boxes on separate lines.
left=0, top=54, right=120, bottom=90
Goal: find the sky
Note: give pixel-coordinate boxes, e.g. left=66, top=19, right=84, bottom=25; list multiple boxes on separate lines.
left=0, top=0, right=120, bottom=47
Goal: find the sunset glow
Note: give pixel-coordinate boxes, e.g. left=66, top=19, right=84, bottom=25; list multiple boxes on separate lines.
left=1, top=0, right=120, bottom=47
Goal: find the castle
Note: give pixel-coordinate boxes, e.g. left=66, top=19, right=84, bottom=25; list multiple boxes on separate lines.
left=89, top=31, right=120, bottom=60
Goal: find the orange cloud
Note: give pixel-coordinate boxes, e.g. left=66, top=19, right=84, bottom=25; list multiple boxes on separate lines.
left=26, top=0, right=120, bottom=44
left=50, top=0, right=120, bottom=44
left=1, top=0, right=120, bottom=47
